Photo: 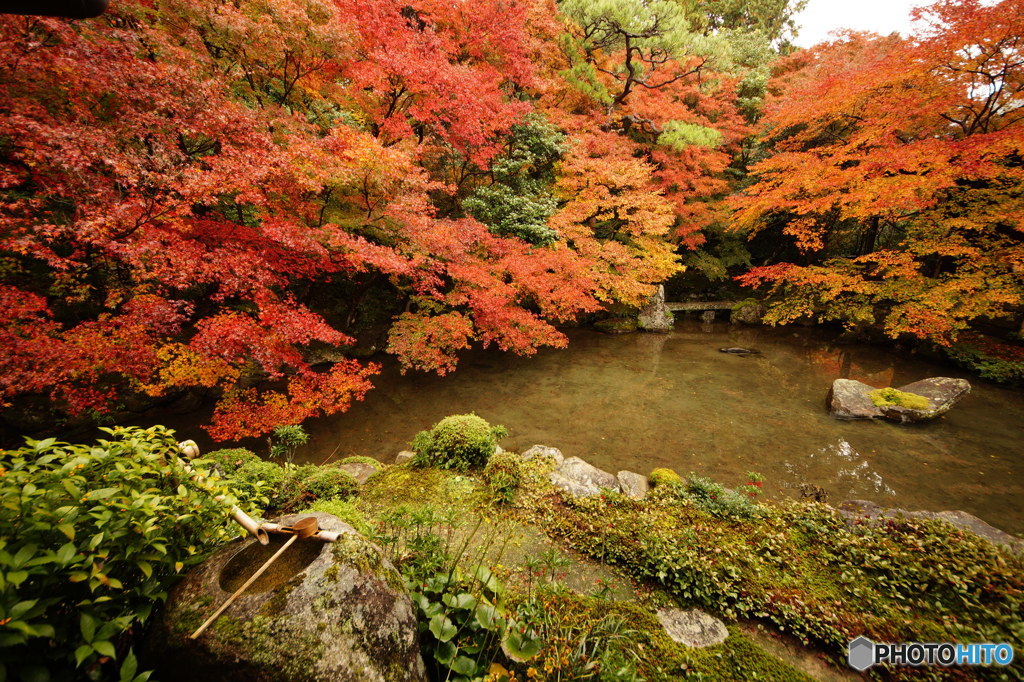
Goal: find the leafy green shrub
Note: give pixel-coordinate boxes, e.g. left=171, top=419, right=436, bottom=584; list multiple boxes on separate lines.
left=411, top=414, right=507, bottom=471
left=946, top=334, right=1024, bottom=384
left=268, top=424, right=309, bottom=463
left=233, top=459, right=287, bottom=503
left=0, top=426, right=256, bottom=681
left=202, top=447, right=260, bottom=476
left=302, top=499, right=371, bottom=536
left=868, top=387, right=930, bottom=410
left=304, top=468, right=358, bottom=501
left=483, top=451, right=525, bottom=503
left=684, top=475, right=760, bottom=519
left=648, top=468, right=683, bottom=487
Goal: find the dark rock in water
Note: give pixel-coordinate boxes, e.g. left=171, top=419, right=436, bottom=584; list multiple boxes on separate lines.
left=729, top=301, right=765, bottom=325
left=594, top=317, right=638, bottom=334
left=837, top=500, right=1023, bottom=551
left=827, top=379, right=884, bottom=420
left=826, top=377, right=971, bottom=423
left=798, top=483, right=828, bottom=503
left=718, top=347, right=760, bottom=356
left=637, top=284, right=674, bottom=333
left=143, top=512, right=426, bottom=682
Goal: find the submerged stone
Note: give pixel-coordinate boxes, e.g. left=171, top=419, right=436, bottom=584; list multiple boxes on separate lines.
left=144, top=512, right=426, bottom=682
left=656, top=608, right=728, bottom=648
left=594, top=317, right=638, bottom=334
left=718, top=347, right=760, bottom=356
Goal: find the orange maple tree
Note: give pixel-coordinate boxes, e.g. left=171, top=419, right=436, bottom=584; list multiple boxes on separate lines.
left=732, top=0, right=1024, bottom=342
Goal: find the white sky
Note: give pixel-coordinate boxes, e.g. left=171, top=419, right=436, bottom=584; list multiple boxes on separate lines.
left=792, top=0, right=927, bottom=47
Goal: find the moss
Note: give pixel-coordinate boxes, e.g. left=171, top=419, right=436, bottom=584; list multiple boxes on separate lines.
left=202, top=448, right=260, bottom=476
left=304, top=468, right=358, bottom=501
left=330, top=532, right=405, bottom=592
left=302, top=499, right=371, bottom=535
left=234, top=459, right=287, bottom=501
left=411, top=413, right=507, bottom=471
left=509, top=591, right=813, bottom=680
left=868, top=387, right=931, bottom=410
left=209, top=614, right=323, bottom=680
left=340, top=455, right=383, bottom=468
left=593, top=317, right=638, bottom=334
left=483, top=450, right=525, bottom=503
left=358, top=461, right=487, bottom=516
left=649, top=467, right=684, bottom=487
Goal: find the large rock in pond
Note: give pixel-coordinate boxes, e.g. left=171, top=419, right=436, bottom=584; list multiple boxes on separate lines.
left=729, top=300, right=766, bottom=325
left=549, top=457, right=620, bottom=497
left=637, top=284, right=674, bottom=333
left=143, top=512, right=426, bottom=682
left=594, top=317, right=638, bottom=334
left=827, top=379, right=884, bottom=420
left=827, top=377, right=970, bottom=423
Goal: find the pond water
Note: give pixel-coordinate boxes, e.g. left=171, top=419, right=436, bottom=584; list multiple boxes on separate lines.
left=298, top=321, right=1024, bottom=536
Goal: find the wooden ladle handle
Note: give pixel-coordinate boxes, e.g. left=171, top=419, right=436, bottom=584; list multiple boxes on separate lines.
left=189, top=516, right=319, bottom=639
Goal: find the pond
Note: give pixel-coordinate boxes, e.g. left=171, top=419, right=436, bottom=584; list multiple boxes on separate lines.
left=298, top=321, right=1024, bottom=536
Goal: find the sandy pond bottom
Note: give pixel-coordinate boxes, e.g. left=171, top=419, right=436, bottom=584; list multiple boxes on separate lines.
left=298, top=321, right=1024, bottom=537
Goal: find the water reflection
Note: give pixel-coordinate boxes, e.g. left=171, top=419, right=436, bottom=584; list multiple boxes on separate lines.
left=294, top=322, right=1024, bottom=535
left=807, top=347, right=896, bottom=387
left=782, top=439, right=897, bottom=498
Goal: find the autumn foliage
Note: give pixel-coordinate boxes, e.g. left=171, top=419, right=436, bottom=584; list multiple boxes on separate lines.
left=732, top=0, right=1024, bottom=343
left=11, top=0, right=1008, bottom=439
left=2, top=0, right=762, bottom=438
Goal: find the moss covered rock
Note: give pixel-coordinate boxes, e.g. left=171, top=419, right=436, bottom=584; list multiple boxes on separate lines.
left=411, top=413, right=506, bottom=471
left=593, top=317, right=639, bottom=334
left=649, top=467, right=684, bottom=488
left=828, top=377, right=971, bottom=423
left=144, top=512, right=426, bottom=681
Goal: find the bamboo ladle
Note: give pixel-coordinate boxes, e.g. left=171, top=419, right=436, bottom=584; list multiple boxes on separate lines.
left=190, top=516, right=320, bottom=639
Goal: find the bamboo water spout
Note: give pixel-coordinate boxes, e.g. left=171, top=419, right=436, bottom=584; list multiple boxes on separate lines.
left=177, top=440, right=271, bottom=544
left=190, top=516, right=320, bottom=639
